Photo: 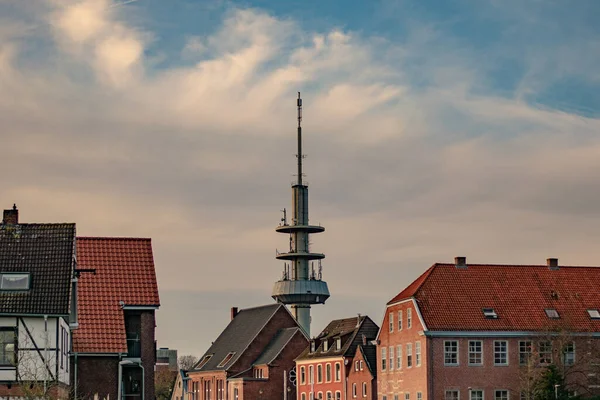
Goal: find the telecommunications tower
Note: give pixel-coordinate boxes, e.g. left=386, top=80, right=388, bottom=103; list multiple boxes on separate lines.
left=272, top=92, right=330, bottom=337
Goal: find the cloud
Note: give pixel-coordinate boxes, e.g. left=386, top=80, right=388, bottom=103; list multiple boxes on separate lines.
left=1, top=0, right=599, bottom=354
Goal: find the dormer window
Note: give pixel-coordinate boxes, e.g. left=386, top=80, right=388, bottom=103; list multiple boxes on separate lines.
left=322, top=339, right=328, bottom=352
left=310, top=340, right=316, bottom=353
left=587, top=309, right=600, bottom=319
left=482, top=308, right=498, bottom=319
left=217, top=352, right=236, bottom=368
left=545, top=309, right=560, bottom=319
left=0, top=273, right=30, bottom=290
left=196, top=354, right=213, bottom=369
left=336, top=337, right=342, bottom=350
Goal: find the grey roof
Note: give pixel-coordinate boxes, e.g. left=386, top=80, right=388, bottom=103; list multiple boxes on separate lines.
left=0, top=223, right=76, bottom=315
left=358, top=344, right=377, bottom=377
left=192, top=304, right=282, bottom=372
left=253, top=327, right=301, bottom=366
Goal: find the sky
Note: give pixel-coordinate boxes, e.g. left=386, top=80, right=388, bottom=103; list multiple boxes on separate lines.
left=1, top=0, right=600, bottom=357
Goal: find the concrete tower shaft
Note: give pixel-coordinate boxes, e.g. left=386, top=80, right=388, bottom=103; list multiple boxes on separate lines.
left=272, top=93, right=330, bottom=337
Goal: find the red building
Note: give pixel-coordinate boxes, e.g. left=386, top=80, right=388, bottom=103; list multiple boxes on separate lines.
left=186, top=304, right=307, bottom=400
left=72, top=237, right=161, bottom=400
left=295, top=315, right=379, bottom=400
left=377, top=257, right=600, bottom=400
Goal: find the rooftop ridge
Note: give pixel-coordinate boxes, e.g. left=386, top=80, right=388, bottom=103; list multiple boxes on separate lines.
left=77, top=236, right=151, bottom=241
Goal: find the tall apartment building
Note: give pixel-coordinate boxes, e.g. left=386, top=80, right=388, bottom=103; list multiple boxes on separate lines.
left=377, top=257, right=600, bottom=400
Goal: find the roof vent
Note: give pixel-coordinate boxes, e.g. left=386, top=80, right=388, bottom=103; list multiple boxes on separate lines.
left=455, top=256, right=467, bottom=269
left=230, top=307, right=238, bottom=320
left=545, top=309, right=560, bottom=319
left=482, top=308, right=498, bottom=319
left=547, top=258, right=559, bottom=270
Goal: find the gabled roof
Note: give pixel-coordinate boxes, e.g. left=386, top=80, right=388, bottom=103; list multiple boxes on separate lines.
left=388, top=263, right=600, bottom=332
left=296, top=315, right=379, bottom=361
left=73, top=237, right=160, bottom=353
left=192, top=304, right=284, bottom=372
left=253, top=327, right=302, bottom=366
left=0, top=222, right=76, bottom=315
left=357, top=344, right=377, bottom=377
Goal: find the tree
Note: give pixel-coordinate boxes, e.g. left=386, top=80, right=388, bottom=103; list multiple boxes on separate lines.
left=178, top=355, right=199, bottom=371
left=155, top=368, right=178, bottom=400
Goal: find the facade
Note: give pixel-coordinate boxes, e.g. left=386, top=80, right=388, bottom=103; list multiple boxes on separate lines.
left=72, top=237, right=161, bottom=400
left=295, top=315, right=379, bottom=400
left=377, top=257, right=600, bottom=400
left=187, top=304, right=308, bottom=400
left=171, top=370, right=188, bottom=400
left=157, top=347, right=179, bottom=371
left=0, top=206, right=76, bottom=400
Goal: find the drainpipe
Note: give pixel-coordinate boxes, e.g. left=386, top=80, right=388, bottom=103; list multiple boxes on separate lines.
left=140, top=363, right=145, bottom=400
left=74, top=353, right=79, bottom=400
left=44, top=315, right=49, bottom=395
left=118, top=361, right=124, bottom=400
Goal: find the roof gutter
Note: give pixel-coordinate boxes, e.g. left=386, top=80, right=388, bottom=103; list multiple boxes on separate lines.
left=424, top=331, right=600, bottom=338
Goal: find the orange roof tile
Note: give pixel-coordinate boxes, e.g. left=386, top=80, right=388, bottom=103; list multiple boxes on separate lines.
left=388, top=263, right=600, bottom=332
left=73, top=237, right=160, bottom=353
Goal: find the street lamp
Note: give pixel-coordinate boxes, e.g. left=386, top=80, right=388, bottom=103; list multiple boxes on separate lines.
left=554, top=384, right=560, bottom=400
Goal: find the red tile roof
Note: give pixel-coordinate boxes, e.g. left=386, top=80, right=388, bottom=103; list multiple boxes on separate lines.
left=73, top=237, right=160, bottom=353
left=388, top=263, right=600, bottom=332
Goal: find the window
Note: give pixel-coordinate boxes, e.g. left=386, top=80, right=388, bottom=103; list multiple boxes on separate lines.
left=336, top=392, right=341, bottom=400
left=398, top=310, right=403, bottom=330
left=407, top=343, right=413, bottom=367
left=0, top=328, right=15, bottom=366
left=389, top=312, right=394, bottom=332
left=323, top=340, right=329, bottom=352
left=416, top=341, right=422, bottom=367
left=217, top=352, right=236, bottom=367
left=327, top=392, right=332, bottom=400
left=204, top=380, right=211, bottom=400
left=359, top=360, right=363, bottom=370
left=389, top=346, right=394, bottom=370
left=519, top=341, right=533, bottom=365
left=483, top=308, right=498, bottom=319
left=397, top=345, right=402, bottom=369
left=362, top=382, right=367, bottom=397
left=318, top=392, right=323, bottom=400
left=470, top=390, right=483, bottom=400
left=407, top=308, right=412, bottom=328
left=381, top=347, right=387, bottom=370
left=405, top=394, right=410, bottom=400
left=309, top=365, right=314, bottom=384
left=588, top=309, right=600, bottom=319
left=494, top=341, right=508, bottom=365
left=469, top=340, right=483, bottom=366
left=300, top=366, right=306, bottom=384
left=326, top=363, right=332, bottom=382
left=233, top=388, right=239, bottom=400
left=539, top=341, right=552, bottom=365
left=445, top=391, right=459, bottom=400
left=355, top=360, right=359, bottom=371
left=495, top=390, right=509, bottom=400
left=196, top=354, right=212, bottom=369
left=563, top=342, right=575, bottom=366
left=311, top=341, right=316, bottom=352
left=336, top=337, right=342, bottom=350
left=444, top=341, right=458, bottom=366
left=417, top=393, right=422, bottom=400
left=545, top=309, right=560, bottom=319
left=394, top=396, right=398, bottom=400
left=302, top=394, right=306, bottom=400
left=352, top=383, right=357, bottom=398
left=335, top=362, right=341, bottom=381
left=317, top=364, right=323, bottom=383
left=0, top=273, right=30, bottom=290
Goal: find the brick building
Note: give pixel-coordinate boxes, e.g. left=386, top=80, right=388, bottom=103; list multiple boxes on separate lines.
left=377, top=257, right=600, bottom=400
left=187, top=304, right=307, bottom=400
left=295, top=315, right=379, bottom=400
left=72, top=237, right=161, bottom=400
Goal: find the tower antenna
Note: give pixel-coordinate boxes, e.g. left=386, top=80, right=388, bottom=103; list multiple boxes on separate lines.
left=297, top=92, right=303, bottom=185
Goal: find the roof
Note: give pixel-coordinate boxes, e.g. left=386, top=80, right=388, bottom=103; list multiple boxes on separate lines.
left=296, top=315, right=379, bottom=361
left=192, top=304, right=284, bottom=372
left=388, top=263, right=600, bottom=332
left=357, top=344, right=377, bottom=376
left=0, top=223, right=76, bottom=315
left=253, top=327, right=301, bottom=366
left=73, top=237, right=160, bottom=353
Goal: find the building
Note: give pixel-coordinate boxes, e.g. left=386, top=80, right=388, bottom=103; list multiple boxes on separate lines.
left=0, top=205, right=76, bottom=400
left=377, top=257, right=600, bottom=400
left=272, top=92, right=330, bottom=337
left=187, top=304, right=308, bottom=400
left=171, top=370, right=188, bottom=400
left=157, top=347, right=179, bottom=371
left=72, top=237, right=161, bottom=400
left=295, top=315, right=379, bottom=400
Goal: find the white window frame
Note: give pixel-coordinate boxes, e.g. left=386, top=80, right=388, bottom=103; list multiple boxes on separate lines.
left=326, top=363, right=332, bottom=382
left=494, top=340, right=508, bottom=366
left=300, top=366, right=306, bottom=385
left=362, top=382, right=367, bottom=397
left=397, top=345, right=402, bottom=369
left=381, top=347, right=387, bottom=371
left=494, top=390, right=509, bottom=400
left=335, top=362, right=341, bottom=381
left=519, top=341, right=532, bottom=366
left=416, top=341, right=422, bottom=367
left=317, top=364, right=323, bottom=383
left=417, top=393, right=422, bottom=400
left=309, top=365, right=314, bottom=384
left=352, top=383, right=357, bottom=398
left=539, top=341, right=552, bottom=365
left=468, top=340, right=483, bottom=366
left=407, top=343, right=413, bottom=368
left=470, top=389, right=484, bottom=400
left=444, top=340, right=459, bottom=366
left=563, top=342, right=575, bottom=366
left=405, top=393, right=410, bottom=400
left=389, top=346, right=394, bottom=371
left=398, top=310, right=403, bottom=330
left=389, top=312, right=394, bottom=333
left=445, top=390, right=460, bottom=400
left=407, top=308, right=412, bottom=329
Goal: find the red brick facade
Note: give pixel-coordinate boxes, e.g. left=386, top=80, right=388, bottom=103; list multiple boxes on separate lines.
left=347, top=347, right=376, bottom=400
left=296, top=357, right=346, bottom=400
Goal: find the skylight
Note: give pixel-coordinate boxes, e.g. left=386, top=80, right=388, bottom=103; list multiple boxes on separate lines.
left=587, top=309, right=600, bottom=320
left=545, top=309, right=560, bottom=319
left=217, top=352, right=236, bottom=368
left=482, top=308, right=498, bottom=319
left=196, top=354, right=212, bottom=369
left=0, top=273, right=30, bottom=290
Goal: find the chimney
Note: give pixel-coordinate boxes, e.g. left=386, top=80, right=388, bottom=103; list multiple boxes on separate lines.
left=230, top=307, right=238, bottom=320
left=2, top=204, right=18, bottom=225
left=356, top=313, right=361, bottom=327
left=547, top=258, right=559, bottom=270
left=455, top=256, right=467, bottom=269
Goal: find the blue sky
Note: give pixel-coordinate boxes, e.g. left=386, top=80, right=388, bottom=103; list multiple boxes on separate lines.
left=1, top=0, right=599, bottom=356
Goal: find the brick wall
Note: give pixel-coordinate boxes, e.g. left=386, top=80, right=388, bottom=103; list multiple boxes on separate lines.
left=141, top=311, right=157, bottom=400
left=347, top=348, right=376, bottom=400
left=266, top=329, right=308, bottom=400
left=73, top=356, right=119, bottom=400
left=0, top=382, right=69, bottom=400
left=297, top=358, right=346, bottom=400
left=377, top=300, right=428, bottom=400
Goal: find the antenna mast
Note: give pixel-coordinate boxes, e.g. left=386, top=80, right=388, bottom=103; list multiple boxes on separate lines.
left=297, top=92, right=303, bottom=185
